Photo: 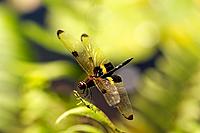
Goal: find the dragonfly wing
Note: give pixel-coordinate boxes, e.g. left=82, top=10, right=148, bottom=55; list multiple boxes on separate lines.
left=57, top=30, right=96, bottom=75
left=94, top=78, right=120, bottom=106
left=115, top=81, right=134, bottom=120
left=57, top=30, right=109, bottom=75
left=80, top=33, right=108, bottom=66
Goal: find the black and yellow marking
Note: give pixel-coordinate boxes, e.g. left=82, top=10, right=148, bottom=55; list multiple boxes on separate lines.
left=100, top=64, right=107, bottom=74
left=101, top=89, right=107, bottom=94
left=81, top=33, right=89, bottom=42
left=104, top=62, right=114, bottom=72
left=93, top=62, right=114, bottom=77
left=122, top=114, right=133, bottom=120
left=101, top=58, right=133, bottom=78
left=57, top=30, right=64, bottom=39
left=72, top=51, right=79, bottom=57
left=93, top=64, right=111, bottom=77
left=100, top=62, right=115, bottom=75
left=106, top=77, right=114, bottom=85
left=89, top=57, right=93, bottom=62
left=111, top=75, right=122, bottom=83
left=93, top=66, right=103, bottom=77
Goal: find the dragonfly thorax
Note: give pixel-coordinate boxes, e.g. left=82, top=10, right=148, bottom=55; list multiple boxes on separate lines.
left=93, top=62, right=115, bottom=77
left=93, top=66, right=104, bottom=77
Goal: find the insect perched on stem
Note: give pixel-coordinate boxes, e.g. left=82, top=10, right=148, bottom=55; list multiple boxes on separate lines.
left=57, top=30, right=134, bottom=120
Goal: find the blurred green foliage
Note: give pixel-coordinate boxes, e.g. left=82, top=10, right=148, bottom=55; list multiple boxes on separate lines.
left=0, top=0, right=200, bottom=133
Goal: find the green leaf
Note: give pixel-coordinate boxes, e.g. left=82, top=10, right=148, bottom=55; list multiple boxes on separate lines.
left=56, top=90, right=125, bottom=133
left=59, top=124, right=103, bottom=133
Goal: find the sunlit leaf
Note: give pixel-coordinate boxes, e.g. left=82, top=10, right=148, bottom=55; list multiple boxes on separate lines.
left=59, top=124, right=103, bottom=133
left=56, top=90, right=125, bottom=133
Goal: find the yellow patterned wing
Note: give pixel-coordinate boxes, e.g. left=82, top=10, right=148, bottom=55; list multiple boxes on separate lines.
left=57, top=30, right=108, bottom=75
left=94, top=78, right=120, bottom=106
left=115, top=82, right=134, bottom=120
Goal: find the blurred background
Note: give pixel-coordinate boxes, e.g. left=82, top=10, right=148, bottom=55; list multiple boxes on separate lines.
left=0, top=0, right=200, bottom=133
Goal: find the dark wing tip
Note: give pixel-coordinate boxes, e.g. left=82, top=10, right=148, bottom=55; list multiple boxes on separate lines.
left=81, top=33, right=89, bottom=41
left=57, top=30, right=64, bottom=39
left=122, top=114, right=134, bottom=120
left=127, top=114, right=134, bottom=120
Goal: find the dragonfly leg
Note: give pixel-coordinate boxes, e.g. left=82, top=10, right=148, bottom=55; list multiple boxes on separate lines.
left=80, top=87, right=93, bottom=100
left=80, top=89, right=84, bottom=94
left=87, top=88, right=92, bottom=100
left=89, top=88, right=92, bottom=100
left=83, top=88, right=89, bottom=98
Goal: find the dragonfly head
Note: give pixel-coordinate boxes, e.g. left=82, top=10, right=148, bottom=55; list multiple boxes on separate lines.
left=78, top=81, right=87, bottom=90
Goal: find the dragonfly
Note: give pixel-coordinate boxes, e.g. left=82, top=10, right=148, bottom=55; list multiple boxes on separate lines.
left=57, top=30, right=134, bottom=120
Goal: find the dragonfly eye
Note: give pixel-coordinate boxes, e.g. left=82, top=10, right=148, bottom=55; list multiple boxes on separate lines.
left=78, top=81, right=87, bottom=90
